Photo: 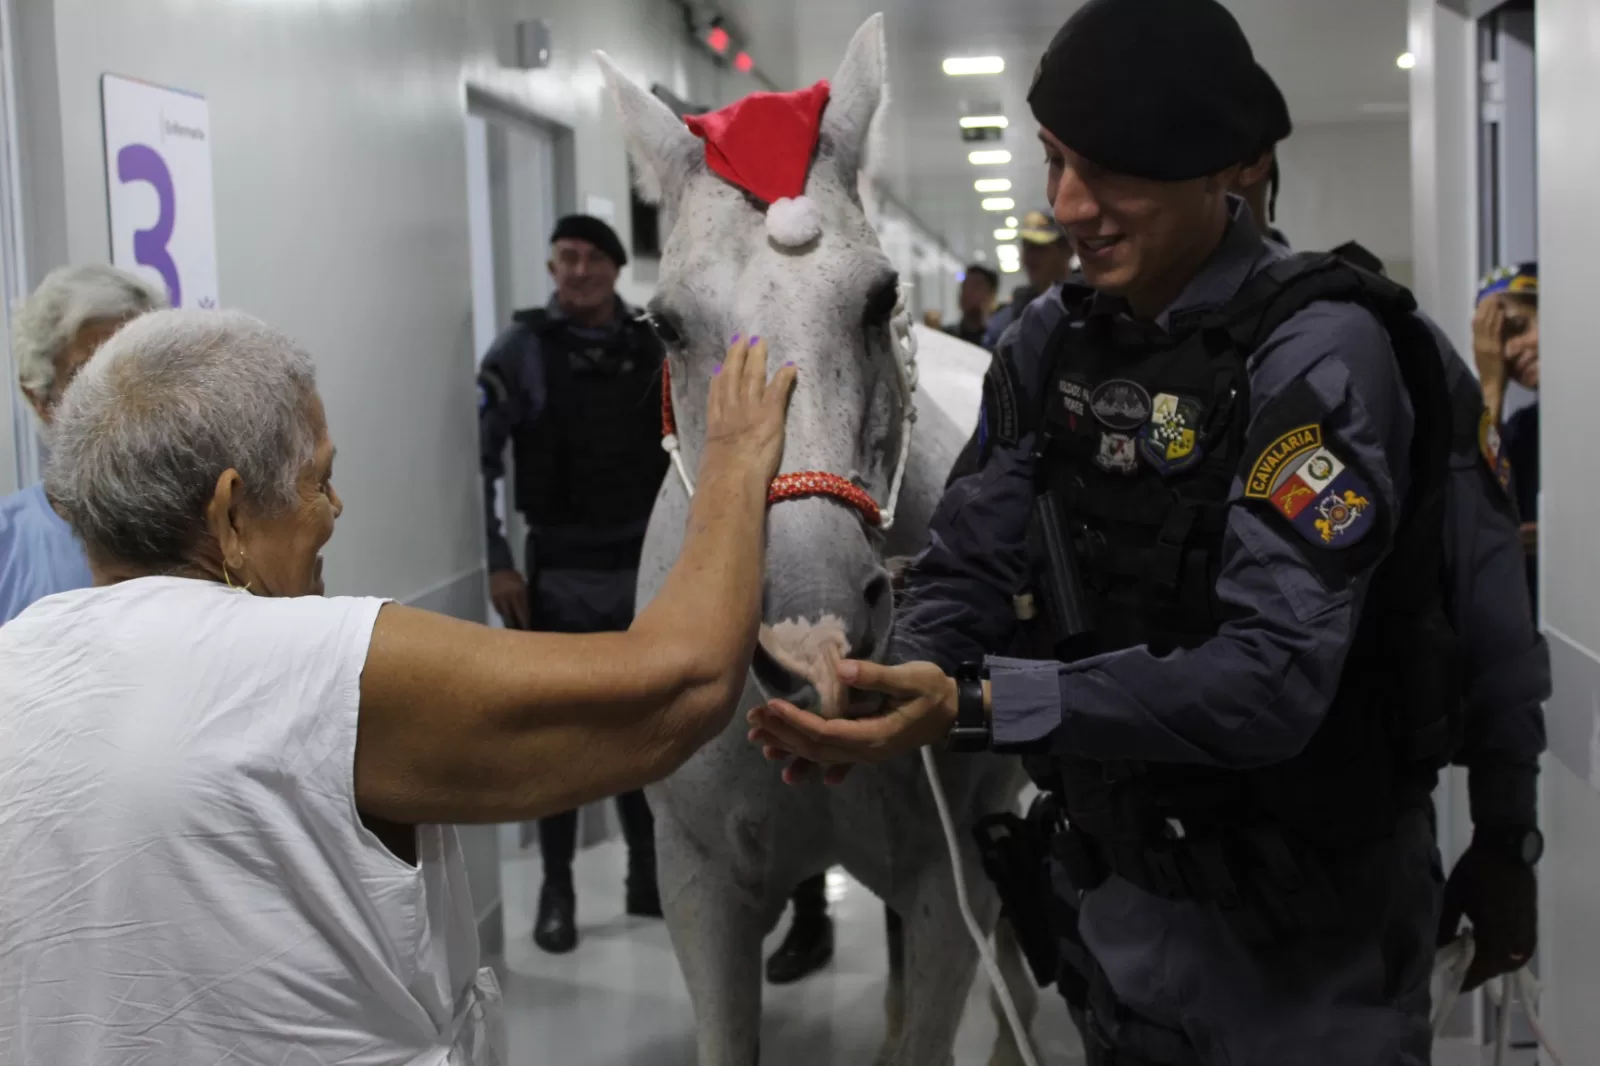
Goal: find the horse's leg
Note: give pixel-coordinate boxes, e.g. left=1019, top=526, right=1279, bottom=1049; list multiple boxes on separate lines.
left=986, top=916, right=1039, bottom=1066
left=656, top=806, right=768, bottom=1066
left=886, top=864, right=993, bottom=1066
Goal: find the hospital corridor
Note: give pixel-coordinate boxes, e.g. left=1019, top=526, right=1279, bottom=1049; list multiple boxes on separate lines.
left=0, top=0, right=1596, bottom=1064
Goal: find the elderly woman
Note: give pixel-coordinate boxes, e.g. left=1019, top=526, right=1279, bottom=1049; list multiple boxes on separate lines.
left=0, top=263, right=165, bottom=623
left=0, top=309, right=794, bottom=1063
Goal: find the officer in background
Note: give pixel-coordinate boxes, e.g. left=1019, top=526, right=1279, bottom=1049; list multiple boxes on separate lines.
left=947, top=264, right=999, bottom=346
left=746, top=1, right=1549, bottom=1060
left=1236, top=84, right=1547, bottom=993
left=982, top=210, right=1074, bottom=349
left=479, top=215, right=668, bottom=954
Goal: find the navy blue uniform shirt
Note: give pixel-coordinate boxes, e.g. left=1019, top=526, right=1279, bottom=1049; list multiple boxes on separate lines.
left=893, top=209, right=1547, bottom=826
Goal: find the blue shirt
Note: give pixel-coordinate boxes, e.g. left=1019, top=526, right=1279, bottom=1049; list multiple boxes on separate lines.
left=0, top=484, right=95, bottom=625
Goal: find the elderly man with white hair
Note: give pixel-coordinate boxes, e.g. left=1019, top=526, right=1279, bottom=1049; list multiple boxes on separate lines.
left=0, top=263, right=166, bottom=623
left=0, top=307, right=795, bottom=1064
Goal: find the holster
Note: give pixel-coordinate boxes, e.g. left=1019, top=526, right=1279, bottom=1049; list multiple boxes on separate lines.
left=974, top=804, right=1061, bottom=987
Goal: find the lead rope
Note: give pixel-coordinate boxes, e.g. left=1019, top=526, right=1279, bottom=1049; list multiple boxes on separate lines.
left=1431, top=932, right=1569, bottom=1065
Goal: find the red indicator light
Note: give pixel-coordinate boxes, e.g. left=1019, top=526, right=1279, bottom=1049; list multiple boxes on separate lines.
left=734, top=51, right=754, bottom=73
left=706, top=26, right=730, bottom=53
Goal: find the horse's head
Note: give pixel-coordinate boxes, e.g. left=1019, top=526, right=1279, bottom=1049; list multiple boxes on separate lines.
left=602, top=16, right=908, bottom=716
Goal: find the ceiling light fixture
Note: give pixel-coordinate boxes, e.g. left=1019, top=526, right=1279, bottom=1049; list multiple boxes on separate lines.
left=982, top=197, right=1016, bottom=211
left=943, top=56, right=1005, bottom=76
left=969, top=150, right=1012, bottom=166
left=1396, top=52, right=1416, bottom=70
left=1000, top=262, right=1022, bottom=273
left=974, top=178, right=1012, bottom=193
left=1005, top=216, right=1018, bottom=228
left=994, top=227, right=1018, bottom=240
left=960, top=115, right=1009, bottom=129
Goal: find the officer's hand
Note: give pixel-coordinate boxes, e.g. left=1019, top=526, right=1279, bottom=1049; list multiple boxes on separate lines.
left=489, top=569, right=530, bottom=630
left=1471, top=296, right=1509, bottom=399
left=1437, top=837, right=1537, bottom=991
left=700, top=335, right=797, bottom=485
left=746, top=660, right=959, bottom=785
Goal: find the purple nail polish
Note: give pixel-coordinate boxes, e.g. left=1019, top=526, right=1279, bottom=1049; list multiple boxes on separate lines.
left=784, top=361, right=795, bottom=368
left=712, top=364, right=722, bottom=376
left=730, top=332, right=741, bottom=344
left=750, top=335, right=761, bottom=346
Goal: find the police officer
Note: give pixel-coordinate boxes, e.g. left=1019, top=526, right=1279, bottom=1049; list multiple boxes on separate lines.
left=479, top=214, right=668, bottom=953
left=982, top=210, right=1074, bottom=349
left=1239, top=78, right=1547, bottom=992
left=746, top=1, right=1550, bottom=1061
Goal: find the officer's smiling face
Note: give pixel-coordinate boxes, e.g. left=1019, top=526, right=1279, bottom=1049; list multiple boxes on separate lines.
left=1040, top=127, right=1234, bottom=317
left=548, top=238, right=620, bottom=318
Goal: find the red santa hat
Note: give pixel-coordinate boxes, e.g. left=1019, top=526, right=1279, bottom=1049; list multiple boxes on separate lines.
left=684, top=81, right=831, bottom=248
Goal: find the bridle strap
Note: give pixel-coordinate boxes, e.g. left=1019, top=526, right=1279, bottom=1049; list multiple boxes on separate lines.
left=657, top=285, right=918, bottom=531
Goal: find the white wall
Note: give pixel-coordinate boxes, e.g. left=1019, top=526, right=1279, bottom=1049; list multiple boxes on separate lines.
left=1276, top=119, right=1415, bottom=283
left=1533, top=0, right=1600, bottom=1054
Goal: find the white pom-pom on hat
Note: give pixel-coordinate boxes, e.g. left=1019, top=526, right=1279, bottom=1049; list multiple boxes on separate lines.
left=766, top=196, right=823, bottom=248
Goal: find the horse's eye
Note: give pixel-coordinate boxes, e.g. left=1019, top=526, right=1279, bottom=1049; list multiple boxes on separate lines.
left=863, top=275, right=900, bottom=328
left=649, top=311, right=685, bottom=348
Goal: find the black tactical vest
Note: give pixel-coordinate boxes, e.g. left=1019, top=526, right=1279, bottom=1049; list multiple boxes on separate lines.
left=1022, top=254, right=1460, bottom=854
left=513, top=308, right=668, bottom=570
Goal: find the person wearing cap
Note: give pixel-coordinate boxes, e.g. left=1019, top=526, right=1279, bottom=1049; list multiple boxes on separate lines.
left=745, top=0, right=1498, bottom=1059
left=947, top=263, right=999, bottom=345
left=1474, top=263, right=1541, bottom=590
left=981, top=210, right=1074, bottom=349
left=477, top=214, right=668, bottom=952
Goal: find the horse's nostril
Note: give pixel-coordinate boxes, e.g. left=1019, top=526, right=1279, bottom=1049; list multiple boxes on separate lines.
left=863, top=573, right=891, bottom=611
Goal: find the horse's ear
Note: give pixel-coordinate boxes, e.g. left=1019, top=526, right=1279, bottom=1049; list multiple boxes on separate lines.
left=822, top=13, right=887, bottom=176
left=596, top=51, right=699, bottom=206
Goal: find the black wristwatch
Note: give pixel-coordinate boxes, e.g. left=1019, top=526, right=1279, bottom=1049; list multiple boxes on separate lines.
left=946, top=661, right=991, bottom=753
left=1476, top=825, right=1545, bottom=867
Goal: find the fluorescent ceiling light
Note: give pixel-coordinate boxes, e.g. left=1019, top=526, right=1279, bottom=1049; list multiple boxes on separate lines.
left=969, top=150, right=1012, bottom=166
left=982, top=197, right=1016, bottom=211
left=996, top=243, right=1020, bottom=257
left=993, top=228, right=1018, bottom=240
left=974, top=178, right=1012, bottom=193
left=943, top=56, right=1005, bottom=76
left=960, top=115, right=1009, bottom=129
left=1005, top=216, right=1019, bottom=228
left=1000, top=260, right=1021, bottom=273
left=1396, top=52, right=1416, bottom=70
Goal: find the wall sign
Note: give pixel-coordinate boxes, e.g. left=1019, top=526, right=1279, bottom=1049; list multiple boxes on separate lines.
left=101, top=74, right=218, bottom=309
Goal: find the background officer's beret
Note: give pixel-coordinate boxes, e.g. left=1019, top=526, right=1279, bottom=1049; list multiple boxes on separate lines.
left=550, top=214, right=629, bottom=269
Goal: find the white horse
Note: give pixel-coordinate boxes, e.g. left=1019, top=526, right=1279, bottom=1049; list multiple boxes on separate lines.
left=601, top=15, right=1034, bottom=1066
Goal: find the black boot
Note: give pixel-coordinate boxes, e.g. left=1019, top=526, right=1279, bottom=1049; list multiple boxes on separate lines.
left=766, top=875, right=834, bottom=984
left=534, top=881, right=577, bottom=954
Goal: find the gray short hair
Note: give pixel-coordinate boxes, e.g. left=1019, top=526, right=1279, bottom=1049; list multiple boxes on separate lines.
left=13, top=264, right=168, bottom=392
left=45, top=309, right=320, bottom=569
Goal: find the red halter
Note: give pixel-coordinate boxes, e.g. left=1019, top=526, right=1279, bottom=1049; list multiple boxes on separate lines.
left=660, top=362, right=884, bottom=527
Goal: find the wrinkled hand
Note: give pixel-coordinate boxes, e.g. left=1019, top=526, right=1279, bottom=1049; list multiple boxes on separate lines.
left=1471, top=296, right=1509, bottom=400
left=489, top=568, right=529, bottom=630
left=700, top=335, right=797, bottom=485
left=1437, top=839, right=1537, bottom=991
left=746, top=660, right=959, bottom=785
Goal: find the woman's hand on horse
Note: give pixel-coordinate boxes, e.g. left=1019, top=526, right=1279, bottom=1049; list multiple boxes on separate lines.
left=701, top=335, right=798, bottom=484
left=746, top=660, right=959, bottom=785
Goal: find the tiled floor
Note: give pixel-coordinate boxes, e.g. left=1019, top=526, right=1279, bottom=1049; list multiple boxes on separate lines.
left=491, top=839, right=1540, bottom=1066
left=493, top=839, right=1087, bottom=1065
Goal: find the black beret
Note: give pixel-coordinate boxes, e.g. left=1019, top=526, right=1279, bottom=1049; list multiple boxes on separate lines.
left=1028, top=0, right=1293, bottom=182
left=550, top=214, right=628, bottom=268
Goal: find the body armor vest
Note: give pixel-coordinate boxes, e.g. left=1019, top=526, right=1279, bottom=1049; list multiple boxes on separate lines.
left=513, top=308, right=668, bottom=571
left=1022, top=254, right=1460, bottom=861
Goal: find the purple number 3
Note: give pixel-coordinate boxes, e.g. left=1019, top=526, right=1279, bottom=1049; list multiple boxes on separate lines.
left=116, top=144, right=181, bottom=308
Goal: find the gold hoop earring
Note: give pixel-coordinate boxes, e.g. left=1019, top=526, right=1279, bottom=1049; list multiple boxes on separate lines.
left=223, top=555, right=252, bottom=592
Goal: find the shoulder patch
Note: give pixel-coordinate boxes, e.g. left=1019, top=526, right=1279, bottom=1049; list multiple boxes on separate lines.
left=1247, top=426, right=1377, bottom=548
left=1478, top=409, right=1514, bottom=495
left=983, top=355, right=1021, bottom=449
